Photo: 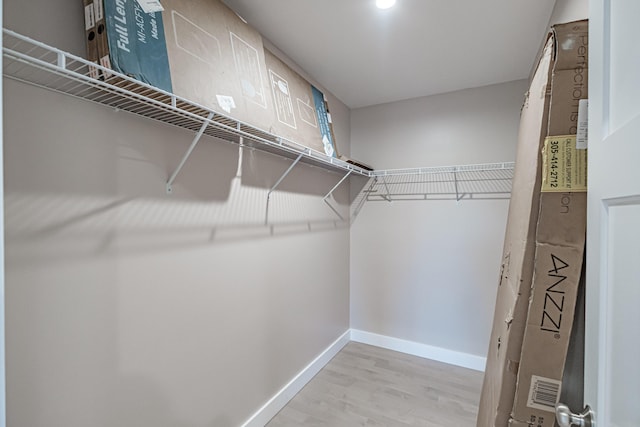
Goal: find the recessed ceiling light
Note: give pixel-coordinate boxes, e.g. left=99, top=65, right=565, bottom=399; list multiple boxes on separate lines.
left=376, top=0, right=396, bottom=10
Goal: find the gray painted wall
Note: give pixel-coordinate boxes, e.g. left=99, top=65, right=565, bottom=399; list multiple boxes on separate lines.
left=0, top=2, right=6, bottom=424
left=3, top=1, right=352, bottom=426
left=350, top=80, right=528, bottom=358
left=2, top=0, right=586, bottom=425
left=549, top=0, right=589, bottom=26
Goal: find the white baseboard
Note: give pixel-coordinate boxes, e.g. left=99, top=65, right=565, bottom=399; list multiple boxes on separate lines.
left=350, top=329, right=487, bottom=372
left=241, top=330, right=351, bottom=427
left=242, top=329, right=485, bottom=426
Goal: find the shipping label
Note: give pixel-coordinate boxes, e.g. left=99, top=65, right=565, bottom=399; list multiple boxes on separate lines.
left=85, top=3, right=96, bottom=30
left=94, top=0, right=104, bottom=22
left=526, top=375, right=562, bottom=413
left=542, top=135, right=587, bottom=192
left=268, top=69, right=296, bottom=129
left=312, top=85, right=337, bottom=157
left=136, top=0, right=164, bottom=13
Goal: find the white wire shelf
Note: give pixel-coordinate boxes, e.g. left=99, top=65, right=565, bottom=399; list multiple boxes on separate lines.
left=1, top=29, right=370, bottom=179
left=2, top=28, right=515, bottom=208
left=366, top=162, right=515, bottom=201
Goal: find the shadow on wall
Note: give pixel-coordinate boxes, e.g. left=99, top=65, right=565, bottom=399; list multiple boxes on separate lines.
left=3, top=79, right=368, bottom=255
left=240, top=148, right=355, bottom=206
left=108, top=374, right=195, bottom=427
left=3, top=144, right=361, bottom=257
left=4, top=79, right=355, bottom=427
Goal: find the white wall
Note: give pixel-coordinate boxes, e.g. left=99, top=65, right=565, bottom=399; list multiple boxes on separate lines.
left=2, top=1, right=581, bottom=425
left=0, top=2, right=6, bottom=425
left=3, top=1, right=352, bottom=426
left=529, top=0, right=589, bottom=81
left=350, top=80, right=528, bottom=360
left=549, top=0, right=588, bottom=26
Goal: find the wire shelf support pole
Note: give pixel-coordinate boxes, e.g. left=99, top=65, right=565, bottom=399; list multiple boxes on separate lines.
left=323, top=170, right=352, bottom=201
left=265, top=151, right=307, bottom=225
left=350, top=177, right=378, bottom=224
left=381, top=176, right=392, bottom=202
left=322, top=170, right=353, bottom=221
left=166, top=112, right=215, bottom=194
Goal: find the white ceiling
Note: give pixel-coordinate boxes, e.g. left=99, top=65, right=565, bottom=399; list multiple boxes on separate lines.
left=222, top=0, right=556, bottom=109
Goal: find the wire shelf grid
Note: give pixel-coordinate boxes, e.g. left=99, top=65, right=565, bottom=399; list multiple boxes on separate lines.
left=367, top=162, right=515, bottom=201
left=2, top=29, right=368, bottom=177
left=3, top=28, right=516, bottom=207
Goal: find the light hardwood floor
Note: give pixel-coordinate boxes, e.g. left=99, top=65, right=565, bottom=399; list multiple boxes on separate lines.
left=266, top=342, right=483, bottom=427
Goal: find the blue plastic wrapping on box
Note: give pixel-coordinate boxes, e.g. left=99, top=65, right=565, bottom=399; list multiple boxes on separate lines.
left=104, top=0, right=172, bottom=92
left=311, top=85, right=337, bottom=158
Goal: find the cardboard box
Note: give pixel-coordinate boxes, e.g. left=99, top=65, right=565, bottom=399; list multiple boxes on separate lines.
left=339, top=156, right=374, bottom=171
left=510, top=20, right=588, bottom=427
left=160, top=0, right=275, bottom=134
left=82, top=0, right=100, bottom=79
left=93, top=0, right=112, bottom=76
left=103, top=0, right=173, bottom=92
left=477, top=20, right=588, bottom=427
left=96, top=0, right=341, bottom=156
left=311, top=85, right=339, bottom=157
left=477, top=33, right=554, bottom=427
left=263, top=47, right=338, bottom=156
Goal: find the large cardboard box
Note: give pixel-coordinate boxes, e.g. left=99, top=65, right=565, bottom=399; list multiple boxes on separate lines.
left=95, top=0, right=342, bottom=156
left=103, top=0, right=173, bottom=92
left=82, top=0, right=100, bottom=80
left=160, top=0, right=275, bottom=134
left=478, top=20, right=588, bottom=427
left=100, top=0, right=272, bottom=126
left=510, top=20, right=588, bottom=427
left=263, top=47, right=338, bottom=156
left=94, top=0, right=112, bottom=75
left=477, top=34, right=554, bottom=427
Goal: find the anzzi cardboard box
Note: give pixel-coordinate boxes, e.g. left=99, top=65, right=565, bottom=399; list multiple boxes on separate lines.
left=263, top=47, right=338, bottom=157
left=477, top=34, right=554, bottom=427
left=477, top=20, right=588, bottom=427
left=510, top=20, right=588, bottom=427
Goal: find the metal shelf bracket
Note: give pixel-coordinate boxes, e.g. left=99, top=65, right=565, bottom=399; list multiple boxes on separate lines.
left=166, top=112, right=215, bottom=194
left=265, top=150, right=308, bottom=225
left=57, top=52, right=66, bottom=69
left=453, top=169, right=466, bottom=201
left=381, top=176, right=392, bottom=202
left=323, top=170, right=352, bottom=201
left=323, top=170, right=352, bottom=220
left=350, top=177, right=378, bottom=224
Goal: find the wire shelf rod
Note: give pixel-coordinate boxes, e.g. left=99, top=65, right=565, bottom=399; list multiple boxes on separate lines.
left=3, top=28, right=519, bottom=206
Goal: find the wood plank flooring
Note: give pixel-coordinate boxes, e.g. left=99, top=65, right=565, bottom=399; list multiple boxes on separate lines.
left=266, top=342, right=483, bottom=427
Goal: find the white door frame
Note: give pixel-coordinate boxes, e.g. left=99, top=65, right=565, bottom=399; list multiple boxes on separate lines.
left=0, top=0, right=7, bottom=425
left=585, top=0, right=640, bottom=425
